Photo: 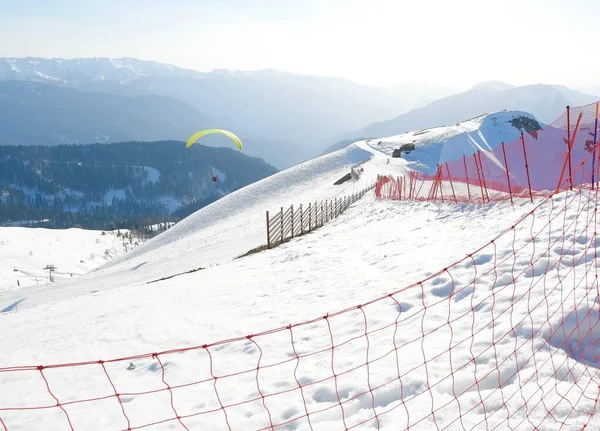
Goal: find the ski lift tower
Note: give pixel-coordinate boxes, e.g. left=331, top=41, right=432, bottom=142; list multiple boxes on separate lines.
left=44, top=264, right=57, bottom=282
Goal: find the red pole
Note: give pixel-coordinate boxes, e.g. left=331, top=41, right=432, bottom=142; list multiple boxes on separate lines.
left=398, top=176, right=402, bottom=200
left=427, top=173, right=434, bottom=201
left=473, top=153, right=485, bottom=203
left=431, top=167, right=440, bottom=201
left=567, top=106, right=572, bottom=190
left=463, top=154, right=471, bottom=201
left=415, top=172, right=426, bottom=200
left=556, top=112, right=583, bottom=193
left=501, top=142, right=514, bottom=206
left=520, top=132, right=533, bottom=202
left=598, top=142, right=600, bottom=189
left=429, top=168, right=438, bottom=201
left=477, top=151, right=490, bottom=202
left=437, top=165, right=445, bottom=202
left=445, top=162, right=458, bottom=203
left=411, top=171, right=418, bottom=199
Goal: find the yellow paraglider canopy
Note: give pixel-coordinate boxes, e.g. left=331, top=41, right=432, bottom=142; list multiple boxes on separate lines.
left=186, top=129, right=243, bottom=150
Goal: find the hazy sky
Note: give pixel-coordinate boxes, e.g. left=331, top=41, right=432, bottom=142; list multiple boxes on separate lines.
left=1, top=0, right=598, bottom=88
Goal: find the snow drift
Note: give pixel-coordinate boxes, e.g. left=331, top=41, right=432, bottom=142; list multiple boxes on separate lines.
left=368, top=110, right=541, bottom=174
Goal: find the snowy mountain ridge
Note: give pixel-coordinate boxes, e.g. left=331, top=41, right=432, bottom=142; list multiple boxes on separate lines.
left=0, top=57, right=369, bottom=87
left=367, top=109, right=541, bottom=174
left=0, top=57, right=201, bottom=85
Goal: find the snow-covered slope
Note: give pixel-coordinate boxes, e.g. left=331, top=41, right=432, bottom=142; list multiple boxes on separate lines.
left=2, top=182, right=595, bottom=430
left=0, top=227, right=141, bottom=294
left=98, top=144, right=383, bottom=273
left=367, top=110, right=540, bottom=174
left=1, top=129, right=597, bottom=430
left=0, top=142, right=406, bottom=312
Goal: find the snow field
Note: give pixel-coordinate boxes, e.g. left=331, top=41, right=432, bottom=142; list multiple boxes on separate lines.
left=0, top=227, right=139, bottom=295
left=367, top=111, right=539, bottom=174
left=2, top=128, right=600, bottom=430
left=0, top=142, right=403, bottom=313
left=2, top=185, right=600, bottom=429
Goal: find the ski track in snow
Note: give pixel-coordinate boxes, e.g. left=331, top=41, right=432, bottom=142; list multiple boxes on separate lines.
left=1, top=137, right=599, bottom=430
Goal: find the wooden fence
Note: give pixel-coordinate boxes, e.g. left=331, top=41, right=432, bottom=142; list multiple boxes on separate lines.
left=266, top=183, right=375, bottom=249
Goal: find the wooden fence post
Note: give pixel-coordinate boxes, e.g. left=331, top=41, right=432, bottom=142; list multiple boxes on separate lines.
left=291, top=204, right=294, bottom=238
left=320, top=201, right=324, bottom=226
left=280, top=206, right=284, bottom=244
left=300, top=204, right=303, bottom=234
left=266, top=211, right=271, bottom=248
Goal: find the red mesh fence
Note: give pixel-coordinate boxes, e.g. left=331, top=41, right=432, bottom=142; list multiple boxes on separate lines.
left=3, top=107, right=600, bottom=429
left=376, top=102, right=600, bottom=205
left=2, top=185, right=600, bottom=430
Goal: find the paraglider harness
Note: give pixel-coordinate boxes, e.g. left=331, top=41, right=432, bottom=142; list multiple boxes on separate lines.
left=211, top=174, right=218, bottom=183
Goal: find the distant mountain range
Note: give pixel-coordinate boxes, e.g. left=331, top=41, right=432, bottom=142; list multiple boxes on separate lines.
left=0, top=57, right=460, bottom=168
left=338, top=81, right=599, bottom=143
left=2, top=57, right=599, bottom=169
left=0, top=80, right=309, bottom=169
left=0, top=80, right=210, bottom=145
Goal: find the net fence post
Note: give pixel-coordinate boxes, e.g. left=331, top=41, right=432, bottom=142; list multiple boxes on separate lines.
left=567, top=105, right=572, bottom=190
left=473, top=153, right=485, bottom=203
left=463, top=154, right=471, bottom=201
left=520, top=132, right=533, bottom=203
left=477, top=151, right=489, bottom=203
left=501, top=142, right=514, bottom=206
left=445, top=162, right=457, bottom=203
left=593, top=102, right=599, bottom=189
